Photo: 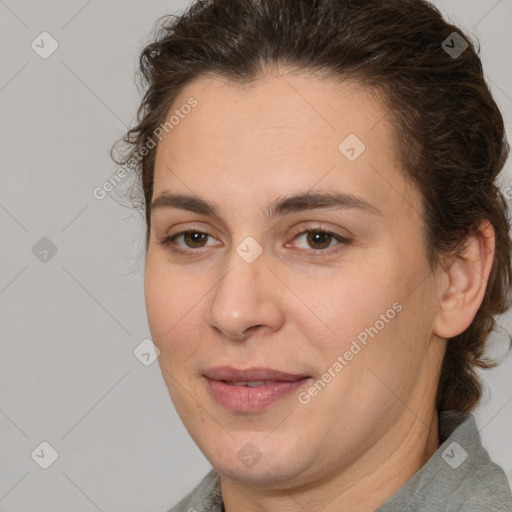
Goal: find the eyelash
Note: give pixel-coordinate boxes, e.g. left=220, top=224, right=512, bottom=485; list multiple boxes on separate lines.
left=157, top=224, right=351, bottom=258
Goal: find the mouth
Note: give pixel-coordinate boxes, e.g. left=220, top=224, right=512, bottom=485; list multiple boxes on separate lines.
left=204, top=366, right=310, bottom=382
left=226, top=380, right=287, bottom=387
left=203, top=366, right=311, bottom=412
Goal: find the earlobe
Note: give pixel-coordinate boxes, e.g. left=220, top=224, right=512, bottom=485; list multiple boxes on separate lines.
left=433, top=221, right=495, bottom=339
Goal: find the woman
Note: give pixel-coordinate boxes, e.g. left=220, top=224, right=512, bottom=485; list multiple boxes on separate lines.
left=112, top=0, right=512, bottom=510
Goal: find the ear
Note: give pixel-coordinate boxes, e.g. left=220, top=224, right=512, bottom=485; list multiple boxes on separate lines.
left=433, top=220, right=496, bottom=339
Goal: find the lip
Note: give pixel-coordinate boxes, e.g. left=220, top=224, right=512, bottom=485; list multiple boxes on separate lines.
left=204, top=366, right=311, bottom=413
left=204, top=366, right=309, bottom=382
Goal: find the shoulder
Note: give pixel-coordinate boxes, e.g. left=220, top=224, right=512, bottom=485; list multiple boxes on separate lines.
left=422, top=411, right=512, bottom=511
left=165, top=469, right=223, bottom=512
left=378, top=411, right=512, bottom=512
left=449, top=453, right=512, bottom=511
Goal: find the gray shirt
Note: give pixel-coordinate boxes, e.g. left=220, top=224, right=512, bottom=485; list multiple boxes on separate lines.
left=167, top=410, right=512, bottom=511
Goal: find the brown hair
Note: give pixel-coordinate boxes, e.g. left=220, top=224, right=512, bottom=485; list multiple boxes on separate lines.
left=111, top=0, right=512, bottom=412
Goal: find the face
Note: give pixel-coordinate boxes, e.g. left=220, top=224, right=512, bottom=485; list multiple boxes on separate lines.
left=145, top=71, right=446, bottom=489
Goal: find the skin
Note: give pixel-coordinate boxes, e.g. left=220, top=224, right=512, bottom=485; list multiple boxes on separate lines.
left=144, top=69, right=495, bottom=512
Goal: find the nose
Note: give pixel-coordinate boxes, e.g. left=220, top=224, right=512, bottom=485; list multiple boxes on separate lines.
left=206, top=245, right=285, bottom=341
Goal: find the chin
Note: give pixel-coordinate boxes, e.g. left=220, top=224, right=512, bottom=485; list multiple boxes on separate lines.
left=213, top=455, right=305, bottom=487
left=196, top=433, right=313, bottom=488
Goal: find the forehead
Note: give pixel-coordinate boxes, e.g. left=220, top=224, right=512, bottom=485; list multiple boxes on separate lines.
left=152, top=72, right=421, bottom=221
left=156, top=72, right=391, bottom=159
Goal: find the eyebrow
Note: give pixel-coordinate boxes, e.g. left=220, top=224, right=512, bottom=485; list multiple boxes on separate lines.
left=150, top=190, right=382, bottom=218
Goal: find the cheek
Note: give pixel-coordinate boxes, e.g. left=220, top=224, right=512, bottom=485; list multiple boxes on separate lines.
left=144, top=257, right=200, bottom=352
left=144, top=263, right=204, bottom=397
left=298, top=266, right=403, bottom=352
left=144, top=264, right=172, bottom=341
left=301, top=262, right=428, bottom=403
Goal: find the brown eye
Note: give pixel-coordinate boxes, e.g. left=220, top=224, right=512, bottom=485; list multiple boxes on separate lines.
left=158, top=230, right=219, bottom=254
left=291, top=228, right=347, bottom=252
left=306, top=230, right=334, bottom=250
left=182, top=231, right=208, bottom=248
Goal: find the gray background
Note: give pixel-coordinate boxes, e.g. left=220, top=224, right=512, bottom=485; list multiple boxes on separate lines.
left=0, top=0, right=511, bottom=510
